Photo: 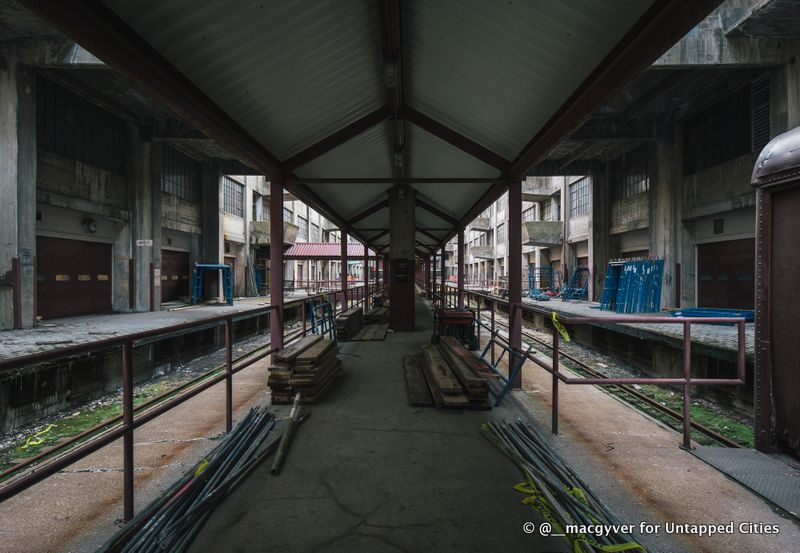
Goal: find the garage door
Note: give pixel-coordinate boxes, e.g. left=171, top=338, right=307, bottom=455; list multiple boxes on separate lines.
left=161, top=250, right=190, bottom=302
left=37, top=237, right=112, bottom=319
left=697, top=238, right=755, bottom=309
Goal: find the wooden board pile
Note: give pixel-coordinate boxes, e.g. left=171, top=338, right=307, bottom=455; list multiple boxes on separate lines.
left=268, top=335, right=342, bottom=404
left=364, top=306, right=389, bottom=324
left=403, top=336, right=492, bottom=409
left=334, top=306, right=363, bottom=341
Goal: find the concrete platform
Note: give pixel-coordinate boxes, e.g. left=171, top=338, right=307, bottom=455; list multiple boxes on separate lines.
left=0, top=295, right=297, bottom=361
left=521, top=297, right=755, bottom=362
left=188, top=295, right=569, bottom=553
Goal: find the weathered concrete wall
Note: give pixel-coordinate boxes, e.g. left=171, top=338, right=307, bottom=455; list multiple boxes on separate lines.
left=37, top=151, right=128, bottom=212
left=610, top=193, right=649, bottom=234
left=683, top=152, right=758, bottom=219
left=650, top=127, right=680, bottom=308
left=161, top=194, right=202, bottom=235
left=567, top=214, right=589, bottom=242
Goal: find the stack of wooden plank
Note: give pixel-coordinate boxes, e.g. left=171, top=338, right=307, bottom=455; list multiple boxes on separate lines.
left=334, top=306, right=364, bottom=340
left=268, top=335, right=342, bottom=404
left=403, top=336, right=492, bottom=410
left=364, top=306, right=389, bottom=324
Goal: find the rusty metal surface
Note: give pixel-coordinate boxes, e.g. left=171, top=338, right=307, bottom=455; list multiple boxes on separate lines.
left=36, top=237, right=112, bottom=319
left=697, top=238, right=755, bottom=309
left=752, top=125, right=800, bottom=186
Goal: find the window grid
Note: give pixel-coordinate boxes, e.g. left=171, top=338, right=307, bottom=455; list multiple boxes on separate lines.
left=569, top=177, right=590, bottom=216
left=222, top=176, right=244, bottom=217
left=283, top=207, right=293, bottom=223
left=162, top=146, right=201, bottom=202
left=297, top=216, right=308, bottom=241
left=522, top=206, right=537, bottom=222
left=496, top=223, right=505, bottom=244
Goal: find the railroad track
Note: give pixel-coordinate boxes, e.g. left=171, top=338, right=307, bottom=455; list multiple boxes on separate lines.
left=476, top=309, right=742, bottom=448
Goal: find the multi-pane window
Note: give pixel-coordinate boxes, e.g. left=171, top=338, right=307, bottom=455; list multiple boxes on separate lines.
left=283, top=207, right=293, bottom=223
left=310, top=223, right=320, bottom=242
left=496, top=223, right=505, bottom=244
left=612, top=145, right=649, bottom=200
left=297, top=216, right=308, bottom=241
left=683, top=85, right=751, bottom=175
left=162, top=146, right=200, bottom=202
left=222, top=176, right=244, bottom=217
left=569, top=177, right=590, bottom=216
left=36, top=75, right=127, bottom=175
left=522, top=206, right=537, bottom=222
left=543, top=199, right=552, bottom=221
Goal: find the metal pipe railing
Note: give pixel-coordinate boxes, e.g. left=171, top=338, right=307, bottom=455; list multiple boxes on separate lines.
left=431, top=288, right=747, bottom=449
left=0, top=284, right=373, bottom=520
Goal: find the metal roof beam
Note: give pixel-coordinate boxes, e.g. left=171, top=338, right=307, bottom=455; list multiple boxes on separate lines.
left=21, top=0, right=285, bottom=181
left=402, top=106, right=510, bottom=172
left=416, top=227, right=445, bottom=244
left=508, top=0, right=724, bottom=180
left=379, top=0, right=406, bottom=180
left=415, top=198, right=458, bottom=226
left=283, top=106, right=392, bottom=172
left=290, top=177, right=499, bottom=184
left=347, top=199, right=390, bottom=226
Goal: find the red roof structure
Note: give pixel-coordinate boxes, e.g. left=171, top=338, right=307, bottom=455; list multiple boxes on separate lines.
left=283, top=243, right=378, bottom=260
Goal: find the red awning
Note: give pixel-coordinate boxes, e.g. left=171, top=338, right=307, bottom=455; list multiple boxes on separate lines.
left=283, top=242, right=378, bottom=260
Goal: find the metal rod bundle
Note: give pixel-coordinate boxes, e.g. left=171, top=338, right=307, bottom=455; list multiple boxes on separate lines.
left=99, top=406, right=308, bottom=553
left=481, top=419, right=647, bottom=552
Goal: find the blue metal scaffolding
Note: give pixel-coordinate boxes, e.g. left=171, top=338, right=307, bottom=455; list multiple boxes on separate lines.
left=192, top=264, right=234, bottom=306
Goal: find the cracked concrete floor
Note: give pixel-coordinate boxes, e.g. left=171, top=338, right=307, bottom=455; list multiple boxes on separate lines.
left=188, top=296, right=568, bottom=553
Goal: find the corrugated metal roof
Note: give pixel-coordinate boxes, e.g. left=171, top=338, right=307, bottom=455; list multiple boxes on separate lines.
left=284, top=242, right=377, bottom=259
left=95, top=0, right=666, bottom=249
left=403, top=0, right=653, bottom=159
left=106, top=0, right=385, bottom=160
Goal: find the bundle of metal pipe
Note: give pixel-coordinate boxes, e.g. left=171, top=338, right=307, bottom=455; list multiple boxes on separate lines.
left=481, top=419, right=647, bottom=553
left=99, top=406, right=308, bottom=553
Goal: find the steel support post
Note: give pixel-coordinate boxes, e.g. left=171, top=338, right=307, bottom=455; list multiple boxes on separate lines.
left=440, top=249, right=446, bottom=307
left=364, top=245, right=369, bottom=313
left=122, top=341, right=134, bottom=522
left=225, top=318, right=233, bottom=432
left=341, top=231, right=348, bottom=309
left=552, top=327, right=559, bottom=435
left=270, top=180, right=284, bottom=350
left=457, top=229, right=465, bottom=308
left=509, top=180, right=523, bottom=388
left=681, top=321, right=693, bottom=450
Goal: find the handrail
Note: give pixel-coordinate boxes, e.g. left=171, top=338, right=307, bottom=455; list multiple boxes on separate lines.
left=428, top=285, right=747, bottom=450
left=0, top=283, right=375, bottom=521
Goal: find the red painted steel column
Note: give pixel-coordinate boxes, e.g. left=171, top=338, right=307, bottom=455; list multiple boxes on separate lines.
left=341, top=231, right=348, bottom=309
left=122, top=341, right=134, bottom=522
left=457, top=230, right=465, bottom=308
left=269, top=180, right=284, bottom=350
left=440, top=249, right=446, bottom=307
left=363, top=243, right=369, bottom=312
left=509, top=181, right=523, bottom=388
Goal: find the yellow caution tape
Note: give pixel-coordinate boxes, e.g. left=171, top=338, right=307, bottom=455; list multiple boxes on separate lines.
left=194, top=458, right=209, bottom=477
left=514, top=480, right=644, bottom=552
left=17, top=423, right=57, bottom=451
left=552, top=312, right=571, bottom=342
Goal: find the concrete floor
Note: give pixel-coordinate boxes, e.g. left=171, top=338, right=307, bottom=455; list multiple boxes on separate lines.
left=188, top=295, right=568, bottom=553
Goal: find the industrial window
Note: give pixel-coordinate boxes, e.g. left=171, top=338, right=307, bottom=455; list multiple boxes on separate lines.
left=36, top=75, right=127, bottom=175
left=751, top=76, right=771, bottom=152
left=161, top=146, right=200, bottom=202
left=683, top=85, right=751, bottom=175
left=496, top=223, right=505, bottom=244
left=543, top=199, right=552, bottom=221
left=310, top=223, right=320, bottom=242
left=222, top=177, right=244, bottom=217
left=569, top=177, right=590, bottom=216
left=297, top=216, right=308, bottom=240
left=283, top=207, right=293, bottom=223
left=611, top=145, right=649, bottom=200
left=523, top=206, right=537, bottom=222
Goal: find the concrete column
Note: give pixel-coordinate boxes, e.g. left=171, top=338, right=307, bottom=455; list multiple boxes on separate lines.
left=589, top=166, right=610, bottom=301
left=389, top=184, right=416, bottom=330
left=128, top=124, right=158, bottom=312
left=650, top=121, right=680, bottom=309
left=269, top=180, right=284, bottom=350
left=0, top=58, right=36, bottom=329
left=509, top=181, right=522, bottom=388
left=457, top=229, right=465, bottom=308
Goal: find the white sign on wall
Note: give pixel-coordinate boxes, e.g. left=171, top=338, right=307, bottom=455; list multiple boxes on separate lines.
left=136, top=239, right=153, bottom=247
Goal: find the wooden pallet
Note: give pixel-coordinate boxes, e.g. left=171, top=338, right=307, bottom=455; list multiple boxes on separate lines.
left=334, top=306, right=364, bottom=340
